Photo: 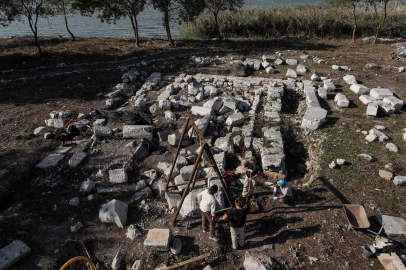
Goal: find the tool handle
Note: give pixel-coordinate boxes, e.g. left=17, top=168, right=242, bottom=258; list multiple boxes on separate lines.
left=375, top=223, right=385, bottom=241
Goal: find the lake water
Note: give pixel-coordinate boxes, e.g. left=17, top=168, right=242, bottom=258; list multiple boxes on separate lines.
left=0, top=0, right=325, bottom=39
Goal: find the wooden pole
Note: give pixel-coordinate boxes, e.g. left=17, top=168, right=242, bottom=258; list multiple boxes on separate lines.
left=160, top=253, right=210, bottom=270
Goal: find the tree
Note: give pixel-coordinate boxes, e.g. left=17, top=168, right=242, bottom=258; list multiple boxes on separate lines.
left=367, top=0, right=390, bottom=44
left=0, top=0, right=20, bottom=27
left=203, top=0, right=243, bottom=40
left=52, top=0, right=76, bottom=41
left=150, top=0, right=176, bottom=46
left=175, top=0, right=206, bottom=24
left=326, top=0, right=360, bottom=42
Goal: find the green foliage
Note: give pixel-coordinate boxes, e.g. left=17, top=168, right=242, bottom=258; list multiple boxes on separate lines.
left=180, top=2, right=406, bottom=40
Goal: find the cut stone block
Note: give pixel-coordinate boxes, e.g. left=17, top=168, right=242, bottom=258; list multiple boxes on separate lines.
left=80, top=179, right=95, bottom=193
left=383, top=96, right=404, bottom=111
left=214, top=137, right=234, bottom=154
left=365, top=134, right=377, bottom=142
left=367, top=103, right=379, bottom=116
left=386, top=143, right=399, bottom=153
left=223, top=97, right=239, bottom=110
left=334, top=93, right=349, bottom=107
left=380, top=102, right=396, bottom=115
left=296, top=64, right=308, bottom=73
left=360, top=95, right=377, bottom=105
left=188, top=118, right=209, bottom=137
left=343, top=75, right=357, bottom=84
left=376, top=215, right=406, bottom=238
left=109, top=168, right=128, bottom=183
left=0, top=240, right=31, bottom=270
left=286, top=69, right=297, bottom=78
left=275, top=58, right=285, bottom=65
left=134, top=144, right=150, bottom=160
left=36, top=154, right=64, bottom=168
left=45, top=119, right=65, bottom=128
left=99, top=199, right=128, bottom=228
left=191, top=106, right=212, bottom=116
left=323, top=80, right=336, bottom=92
left=132, top=187, right=152, bottom=201
left=244, top=251, right=276, bottom=270
left=34, top=127, right=48, bottom=136
left=376, top=253, right=406, bottom=270
left=168, top=134, right=192, bottom=147
left=370, top=128, right=388, bottom=142
left=318, top=88, right=327, bottom=99
left=123, top=125, right=153, bottom=139
left=370, top=88, right=393, bottom=100
left=165, top=191, right=181, bottom=210
left=144, top=229, right=172, bottom=251
left=286, top=59, right=298, bottom=65
left=68, top=150, right=88, bottom=168
left=226, top=113, right=245, bottom=127
left=203, top=98, right=223, bottom=112
left=350, top=84, right=370, bottom=95
left=301, top=107, right=328, bottom=130
left=94, top=125, right=113, bottom=137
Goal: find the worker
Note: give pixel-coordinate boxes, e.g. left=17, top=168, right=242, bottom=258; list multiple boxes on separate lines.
left=242, top=157, right=261, bottom=201
left=197, top=185, right=219, bottom=241
left=221, top=197, right=251, bottom=250
left=272, top=179, right=292, bottom=203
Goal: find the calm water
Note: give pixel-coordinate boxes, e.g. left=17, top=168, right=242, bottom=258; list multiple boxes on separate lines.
left=0, top=0, right=325, bottom=39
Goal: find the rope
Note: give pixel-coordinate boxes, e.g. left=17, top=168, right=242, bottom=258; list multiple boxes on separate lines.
left=59, top=256, right=95, bottom=270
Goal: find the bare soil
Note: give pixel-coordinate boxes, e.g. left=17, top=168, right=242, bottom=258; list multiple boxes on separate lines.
left=1, top=36, right=406, bottom=270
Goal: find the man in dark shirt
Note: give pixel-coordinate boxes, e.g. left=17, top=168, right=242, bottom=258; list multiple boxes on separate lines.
left=242, top=157, right=261, bottom=200
left=221, top=197, right=251, bottom=250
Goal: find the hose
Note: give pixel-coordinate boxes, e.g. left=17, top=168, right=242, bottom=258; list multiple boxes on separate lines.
left=60, top=256, right=95, bottom=270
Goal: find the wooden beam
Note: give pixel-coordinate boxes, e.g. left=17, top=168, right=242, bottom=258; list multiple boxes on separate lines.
left=160, top=253, right=211, bottom=270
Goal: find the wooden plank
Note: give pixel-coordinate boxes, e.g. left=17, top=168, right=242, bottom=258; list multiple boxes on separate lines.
left=160, top=253, right=210, bottom=270
left=377, top=253, right=406, bottom=270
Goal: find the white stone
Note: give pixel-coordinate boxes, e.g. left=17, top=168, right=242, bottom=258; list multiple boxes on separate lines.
left=394, top=176, right=406, bottom=186
left=376, top=215, right=406, bottom=238
left=226, top=113, right=245, bottom=127
left=350, top=84, right=370, bottom=95
left=383, top=96, right=404, bottom=111
left=158, top=100, right=171, bottom=110
left=0, top=240, right=31, bottom=270
left=329, top=161, right=336, bottom=169
left=358, top=154, right=374, bottom=162
left=296, top=64, right=308, bottom=73
left=375, top=125, right=385, bottom=130
left=334, top=93, right=349, bottom=108
left=69, top=197, right=80, bottom=206
left=318, top=88, right=327, bottom=99
left=45, top=119, right=65, bottom=128
left=131, top=260, right=143, bottom=270
left=301, top=107, right=328, bottom=130
left=243, top=251, right=276, bottom=270
left=94, top=118, right=106, bottom=125
left=311, top=74, right=321, bottom=81
left=367, top=103, right=379, bottom=116
left=109, top=168, right=128, bottom=183
left=132, top=187, right=152, bottom=201
left=365, top=134, right=377, bottom=142
left=360, top=95, right=377, bottom=105
left=286, top=69, right=297, bottom=78
left=386, top=143, right=399, bottom=152
left=370, top=88, right=393, bottom=100
left=36, top=154, right=64, bottom=168
left=126, top=224, right=142, bottom=240
left=93, top=125, right=113, bottom=137
left=70, top=222, right=83, bottom=232
left=112, top=251, right=121, bottom=270
left=144, top=229, right=172, bottom=251
left=164, top=111, right=176, bottom=121
left=99, top=199, right=128, bottom=228
left=68, top=150, right=88, bottom=168
left=214, top=137, right=234, bottom=154
left=286, top=59, right=298, bottom=65
left=191, top=106, right=212, bottom=116
left=80, top=180, right=95, bottom=193
left=223, top=97, right=239, bottom=110
left=370, top=128, right=388, bottom=142
left=123, top=125, right=153, bottom=139
left=34, top=127, right=48, bottom=136
left=343, top=75, right=357, bottom=84
left=203, top=98, right=223, bottom=111
left=336, top=159, right=346, bottom=165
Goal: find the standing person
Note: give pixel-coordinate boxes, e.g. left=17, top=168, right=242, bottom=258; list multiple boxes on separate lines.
left=197, top=185, right=219, bottom=241
left=272, top=179, right=293, bottom=204
left=242, top=157, right=261, bottom=201
left=222, top=197, right=251, bottom=250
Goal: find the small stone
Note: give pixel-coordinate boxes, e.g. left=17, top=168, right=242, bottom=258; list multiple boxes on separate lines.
left=329, top=160, right=336, bottom=169
left=126, top=224, right=142, bottom=240
left=379, top=170, right=393, bottom=180
left=386, top=143, right=399, bottom=152
left=109, top=168, right=128, bottom=183
left=394, top=176, right=406, bottom=186
left=365, top=134, right=377, bottom=142
left=70, top=222, right=83, bottom=233
left=34, top=127, right=48, bottom=136
left=99, top=199, right=128, bottom=228
left=69, top=197, right=80, bottom=206
left=385, top=163, right=393, bottom=169
left=112, top=251, right=121, bottom=270
left=358, top=154, right=374, bottom=162
left=375, top=125, right=386, bottom=130
left=336, top=159, right=346, bottom=165
left=80, top=180, right=95, bottom=193
left=0, top=240, right=31, bottom=269
left=88, top=195, right=94, bottom=201
left=286, top=69, right=297, bottom=78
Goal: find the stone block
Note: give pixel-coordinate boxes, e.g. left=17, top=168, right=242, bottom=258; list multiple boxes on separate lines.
left=386, top=143, right=399, bottom=153
left=265, top=66, right=274, bottom=74
left=301, top=107, right=328, bottom=130
left=311, top=74, right=321, bottom=81
left=109, top=168, right=128, bottom=183
left=380, top=102, right=396, bottom=115
left=383, top=96, right=404, bottom=111
left=144, top=229, right=172, bottom=251
left=34, top=127, right=48, bottom=136
left=134, top=144, right=150, bottom=160
left=367, top=103, right=379, bottom=116
left=80, top=180, right=95, bottom=193
left=318, top=87, right=327, bottom=99
left=127, top=224, right=142, bottom=240
left=36, top=154, right=64, bottom=169
left=370, top=128, right=388, bottom=142
left=191, top=106, right=212, bottom=116
left=286, top=69, right=297, bottom=78
left=0, top=240, right=31, bottom=270
left=286, top=59, right=298, bottom=65
left=343, top=75, right=357, bottom=84
left=158, top=131, right=170, bottom=142
left=45, top=119, right=65, bottom=128
left=350, top=84, right=370, bottom=95
left=188, top=118, right=209, bottom=137
left=133, top=187, right=152, bottom=201
left=68, top=150, right=88, bottom=168
left=296, top=64, right=308, bottom=73
left=158, top=100, right=171, bottom=110
left=203, top=98, right=223, bottom=112
left=226, top=113, right=245, bottom=127
left=168, top=134, right=192, bottom=147
left=334, top=93, right=350, bottom=108
left=360, top=95, right=377, bottom=105
left=165, top=191, right=181, bottom=210
left=223, top=97, right=239, bottom=110
left=214, top=137, right=234, bottom=154
left=180, top=165, right=194, bottom=181
left=370, top=88, right=393, bottom=100
left=262, top=55, right=276, bottom=62
left=365, top=134, right=377, bottom=142
left=94, top=125, right=113, bottom=137
left=123, top=125, right=153, bottom=139
left=99, top=199, right=128, bottom=228
left=394, top=176, right=406, bottom=186
left=275, top=58, right=285, bottom=65
left=379, top=170, right=393, bottom=180
left=244, top=251, right=276, bottom=270
left=376, top=215, right=406, bottom=238
left=323, top=80, right=336, bottom=92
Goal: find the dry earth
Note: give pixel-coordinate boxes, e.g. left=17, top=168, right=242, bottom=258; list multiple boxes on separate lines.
left=0, top=36, right=406, bottom=270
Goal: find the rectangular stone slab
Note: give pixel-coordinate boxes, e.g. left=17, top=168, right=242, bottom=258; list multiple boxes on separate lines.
left=376, top=253, right=406, bottom=270
left=0, top=240, right=31, bottom=270
left=144, top=229, right=171, bottom=251
left=123, top=125, right=153, bottom=139
left=36, top=154, right=64, bottom=168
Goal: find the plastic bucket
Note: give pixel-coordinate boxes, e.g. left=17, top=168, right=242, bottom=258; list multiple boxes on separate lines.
left=362, top=244, right=376, bottom=259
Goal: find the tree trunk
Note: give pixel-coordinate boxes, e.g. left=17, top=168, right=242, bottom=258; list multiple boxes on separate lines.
left=130, top=15, right=140, bottom=47
left=214, top=13, right=222, bottom=41
left=352, top=4, right=356, bottom=43
left=27, top=14, right=42, bottom=56
left=373, top=1, right=388, bottom=44
left=62, top=0, right=75, bottom=41
left=164, top=10, right=174, bottom=46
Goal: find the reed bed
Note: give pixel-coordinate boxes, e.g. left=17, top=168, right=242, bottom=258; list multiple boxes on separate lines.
left=180, top=2, right=406, bottom=39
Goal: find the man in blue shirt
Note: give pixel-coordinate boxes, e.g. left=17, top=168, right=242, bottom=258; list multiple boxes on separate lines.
left=272, top=179, right=292, bottom=204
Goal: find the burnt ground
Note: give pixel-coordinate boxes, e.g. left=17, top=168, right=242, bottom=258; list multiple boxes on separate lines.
left=1, top=36, right=406, bottom=270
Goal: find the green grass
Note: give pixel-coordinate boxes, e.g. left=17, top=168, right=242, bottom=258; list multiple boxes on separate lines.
left=180, top=2, right=406, bottom=40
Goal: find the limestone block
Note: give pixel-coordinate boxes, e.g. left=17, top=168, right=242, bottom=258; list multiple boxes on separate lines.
left=123, top=125, right=153, bottom=139
left=394, top=176, right=406, bottom=186
left=226, top=113, right=245, bottom=127
left=360, top=95, right=377, bottom=105
left=311, top=74, right=321, bottom=81
left=376, top=215, right=406, bottom=238
left=301, top=107, right=328, bottom=130
left=127, top=224, right=142, bottom=240
left=191, top=106, right=212, bottom=116
left=365, top=134, right=377, bottom=142
left=383, top=96, right=404, bottom=111
left=370, top=88, right=393, bottom=100
left=99, top=199, right=128, bottom=228
left=286, top=59, right=298, bottom=65
left=334, top=93, right=350, bottom=108
left=214, top=137, right=234, bottom=154
left=36, top=154, right=64, bottom=168
left=386, top=143, right=399, bottom=153
left=286, top=69, right=297, bottom=78
left=80, top=180, right=95, bottom=193
left=109, top=168, right=128, bottom=183
left=367, top=103, right=379, bottom=116
left=203, top=98, right=223, bottom=112
left=223, top=97, right=239, bottom=110
left=243, top=251, right=276, bottom=270
left=343, top=75, right=357, bottom=84
left=164, top=111, right=176, bottom=121
left=68, top=150, right=88, bottom=168
left=323, top=80, right=336, bottom=92
left=34, top=127, right=48, bottom=136
left=94, top=125, right=113, bottom=137
left=296, top=64, right=308, bottom=73
left=275, top=58, right=285, bottom=65
left=369, top=128, right=388, bottom=142
left=144, top=229, right=172, bottom=251
left=0, top=240, right=31, bottom=270
left=350, top=84, right=370, bottom=95
left=134, top=144, right=150, bottom=160
left=318, top=87, right=327, bottom=99
left=45, top=119, right=65, bottom=128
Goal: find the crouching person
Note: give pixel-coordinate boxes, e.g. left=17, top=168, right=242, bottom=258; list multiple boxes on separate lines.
left=272, top=179, right=292, bottom=204
left=222, top=197, right=251, bottom=250
left=198, top=185, right=219, bottom=241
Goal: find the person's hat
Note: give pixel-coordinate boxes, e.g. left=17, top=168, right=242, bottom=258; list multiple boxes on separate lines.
left=277, top=179, right=286, bottom=186
left=235, top=197, right=245, bottom=205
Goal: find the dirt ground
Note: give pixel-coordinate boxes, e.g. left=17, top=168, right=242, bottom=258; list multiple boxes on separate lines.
left=1, top=36, right=406, bottom=270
